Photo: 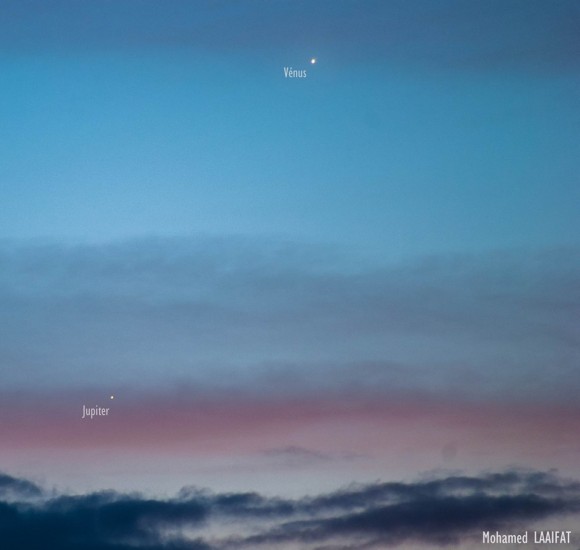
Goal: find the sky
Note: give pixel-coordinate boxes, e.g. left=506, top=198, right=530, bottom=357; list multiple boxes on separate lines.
left=1, top=1, right=580, bottom=549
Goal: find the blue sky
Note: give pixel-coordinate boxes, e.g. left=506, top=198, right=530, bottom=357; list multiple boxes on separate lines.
left=1, top=2, right=580, bottom=547
left=2, top=0, right=579, bottom=260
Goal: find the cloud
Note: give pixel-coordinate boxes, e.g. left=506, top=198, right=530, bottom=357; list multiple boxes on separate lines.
left=0, top=470, right=578, bottom=549
left=1, top=1, right=579, bottom=74
left=0, top=473, right=43, bottom=500
left=241, top=495, right=569, bottom=547
left=245, top=472, right=579, bottom=547
left=260, top=446, right=363, bottom=468
left=1, top=240, right=579, bottom=476
left=262, top=446, right=335, bottom=464
left=0, top=489, right=210, bottom=550
left=0, top=238, right=579, bottom=404
left=1, top=385, right=579, bottom=478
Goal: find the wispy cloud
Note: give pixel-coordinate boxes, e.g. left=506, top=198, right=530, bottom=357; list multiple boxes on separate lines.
left=260, top=446, right=363, bottom=468
left=1, top=239, right=579, bottom=481
left=1, top=1, right=579, bottom=74
left=1, top=470, right=578, bottom=549
left=1, top=238, right=578, bottom=403
left=1, top=385, right=579, bottom=481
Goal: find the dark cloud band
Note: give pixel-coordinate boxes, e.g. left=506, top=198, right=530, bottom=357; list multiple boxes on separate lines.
left=1, top=469, right=578, bottom=549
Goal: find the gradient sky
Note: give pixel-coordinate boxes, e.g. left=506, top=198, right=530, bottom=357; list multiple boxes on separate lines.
left=1, top=2, right=580, bottom=548
left=2, top=0, right=579, bottom=256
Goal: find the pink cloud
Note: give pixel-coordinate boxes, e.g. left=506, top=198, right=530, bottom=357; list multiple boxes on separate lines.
left=1, top=389, right=579, bottom=469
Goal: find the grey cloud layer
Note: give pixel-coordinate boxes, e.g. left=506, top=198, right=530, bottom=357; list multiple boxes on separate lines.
left=1, top=1, right=579, bottom=73
left=1, top=470, right=578, bottom=549
left=1, top=238, right=578, bottom=401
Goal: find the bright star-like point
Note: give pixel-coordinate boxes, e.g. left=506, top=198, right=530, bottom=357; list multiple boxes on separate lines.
left=310, top=58, right=317, bottom=64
